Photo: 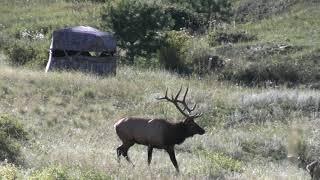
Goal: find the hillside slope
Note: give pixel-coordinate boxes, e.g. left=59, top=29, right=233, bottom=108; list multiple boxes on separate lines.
left=0, top=0, right=319, bottom=179
left=0, top=64, right=319, bottom=178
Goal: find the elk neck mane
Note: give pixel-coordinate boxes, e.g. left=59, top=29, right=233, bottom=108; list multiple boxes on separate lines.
left=164, top=121, right=190, bottom=145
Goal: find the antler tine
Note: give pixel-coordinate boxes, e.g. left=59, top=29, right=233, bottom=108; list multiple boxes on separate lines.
left=182, top=87, right=189, bottom=102
left=190, top=103, right=197, bottom=112
left=156, top=88, right=169, bottom=100
left=176, top=87, right=196, bottom=114
left=174, top=86, right=183, bottom=101
left=177, top=88, right=202, bottom=119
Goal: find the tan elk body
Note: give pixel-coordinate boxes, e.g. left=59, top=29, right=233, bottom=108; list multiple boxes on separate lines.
left=114, top=87, right=205, bottom=172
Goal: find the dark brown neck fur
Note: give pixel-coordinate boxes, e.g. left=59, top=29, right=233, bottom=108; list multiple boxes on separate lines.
left=163, top=122, right=191, bottom=146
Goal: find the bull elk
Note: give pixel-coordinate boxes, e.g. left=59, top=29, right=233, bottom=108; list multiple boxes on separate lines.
left=114, top=87, right=205, bottom=172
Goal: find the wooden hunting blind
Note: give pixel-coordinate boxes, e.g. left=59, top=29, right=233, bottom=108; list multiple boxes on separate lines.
left=45, top=26, right=117, bottom=75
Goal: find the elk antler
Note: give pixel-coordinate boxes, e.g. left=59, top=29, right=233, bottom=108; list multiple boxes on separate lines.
left=156, top=87, right=202, bottom=119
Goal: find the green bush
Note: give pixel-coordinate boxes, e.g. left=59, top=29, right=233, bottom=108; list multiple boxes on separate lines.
left=164, top=5, right=204, bottom=32
left=159, top=30, right=224, bottom=74
left=208, top=30, right=257, bottom=46
left=158, top=30, right=190, bottom=72
left=3, top=41, right=36, bottom=66
left=184, top=37, right=223, bottom=74
left=2, top=38, right=49, bottom=68
left=101, top=0, right=232, bottom=65
left=0, top=114, right=28, bottom=164
left=166, top=0, right=232, bottom=25
left=133, top=56, right=160, bottom=69
left=101, top=0, right=173, bottom=64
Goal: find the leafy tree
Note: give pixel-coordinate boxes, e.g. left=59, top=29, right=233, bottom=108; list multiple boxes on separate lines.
left=164, top=5, right=204, bottom=32
left=101, top=0, right=232, bottom=65
left=166, top=0, right=232, bottom=26
left=101, top=0, right=173, bottom=64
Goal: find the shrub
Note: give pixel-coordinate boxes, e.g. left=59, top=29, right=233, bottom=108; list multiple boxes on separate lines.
left=166, top=0, right=233, bottom=25
left=159, top=30, right=224, bottom=74
left=158, top=30, right=190, bottom=72
left=133, top=56, right=160, bottom=69
left=208, top=30, right=257, bottom=46
left=164, top=5, right=204, bottom=32
left=3, top=41, right=36, bottom=66
left=101, top=0, right=232, bottom=65
left=101, top=0, right=173, bottom=64
left=190, top=0, right=233, bottom=24
left=0, top=114, right=28, bottom=164
left=184, top=37, right=224, bottom=74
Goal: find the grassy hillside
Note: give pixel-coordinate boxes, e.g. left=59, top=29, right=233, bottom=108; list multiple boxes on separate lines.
left=212, top=0, right=320, bottom=86
left=1, top=0, right=319, bottom=86
left=0, top=64, right=319, bottom=179
left=0, top=0, right=101, bottom=67
left=0, top=0, right=319, bottom=179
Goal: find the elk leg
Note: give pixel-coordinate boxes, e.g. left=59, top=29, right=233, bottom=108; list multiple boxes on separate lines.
left=122, top=142, right=135, bottom=166
left=148, top=146, right=153, bottom=165
left=117, top=144, right=125, bottom=162
left=166, top=146, right=179, bottom=173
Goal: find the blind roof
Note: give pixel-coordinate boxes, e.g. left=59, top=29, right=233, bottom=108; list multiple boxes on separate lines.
left=52, top=26, right=116, bottom=52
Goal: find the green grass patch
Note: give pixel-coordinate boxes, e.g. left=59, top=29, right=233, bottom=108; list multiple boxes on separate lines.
left=199, top=151, right=243, bottom=173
